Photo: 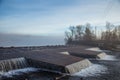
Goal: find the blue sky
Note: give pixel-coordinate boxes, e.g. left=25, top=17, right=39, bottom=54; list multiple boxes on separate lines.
left=0, top=0, right=120, bottom=36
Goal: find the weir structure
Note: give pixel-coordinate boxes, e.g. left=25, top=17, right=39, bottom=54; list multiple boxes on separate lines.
left=36, top=46, right=107, bottom=59
left=23, top=51, right=92, bottom=74
left=0, top=57, right=28, bottom=72
left=0, top=48, right=92, bottom=75
left=0, top=45, right=107, bottom=78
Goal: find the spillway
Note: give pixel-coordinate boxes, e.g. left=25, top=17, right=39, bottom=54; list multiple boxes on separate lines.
left=25, top=51, right=92, bottom=74
left=0, top=57, right=28, bottom=72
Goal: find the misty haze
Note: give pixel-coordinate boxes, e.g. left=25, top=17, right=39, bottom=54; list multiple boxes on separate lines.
left=0, top=33, right=64, bottom=47
left=0, top=0, right=120, bottom=80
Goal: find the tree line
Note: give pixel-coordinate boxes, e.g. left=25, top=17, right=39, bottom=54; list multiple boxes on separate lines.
left=65, top=22, right=120, bottom=48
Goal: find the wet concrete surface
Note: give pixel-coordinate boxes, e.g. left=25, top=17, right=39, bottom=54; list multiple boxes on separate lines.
left=58, top=51, right=120, bottom=80
left=27, top=51, right=120, bottom=80
left=0, top=47, right=120, bottom=80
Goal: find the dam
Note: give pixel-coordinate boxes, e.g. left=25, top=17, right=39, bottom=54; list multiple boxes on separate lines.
left=0, top=50, right=92, bottom=74
left=0, top=45, right=108, bottom=80
left=34, top=46, right=107, bottom=59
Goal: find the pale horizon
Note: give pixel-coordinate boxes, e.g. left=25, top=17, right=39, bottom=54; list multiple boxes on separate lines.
left=0, top=0, right=120, bottom=46
left=0, top=0, right=120, bottom=36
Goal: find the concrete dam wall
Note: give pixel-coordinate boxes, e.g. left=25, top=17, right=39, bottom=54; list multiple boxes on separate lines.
left=0, top=45, right=108, bottom=78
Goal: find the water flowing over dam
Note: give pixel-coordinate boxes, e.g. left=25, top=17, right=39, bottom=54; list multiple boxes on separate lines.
left=0, top=45, right=115, bottom=80
left=0, top=53, right=92, bottom=75
left=0, top=57, right=28, bottom=72
left=25, top=51, right=92, bottom=74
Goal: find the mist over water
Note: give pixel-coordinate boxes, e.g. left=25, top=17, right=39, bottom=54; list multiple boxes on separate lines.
left=0, top=34, right=65, bottom=47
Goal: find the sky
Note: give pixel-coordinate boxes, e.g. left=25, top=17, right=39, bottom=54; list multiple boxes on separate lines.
left=0, top=0, right=120, bottom=36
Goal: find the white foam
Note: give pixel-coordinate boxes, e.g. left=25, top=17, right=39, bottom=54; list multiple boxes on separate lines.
left=60, top=52, right=70, bottom=55
left=1, top=67, right=39, bottom=77
left=101, top=55, right=117, bottom=61
left=86, top=47, right=102, bottom=52
left=72, top=64, right=107, bottom=77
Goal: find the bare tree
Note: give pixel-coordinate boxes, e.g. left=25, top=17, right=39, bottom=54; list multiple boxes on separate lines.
left=65, top=22, right=120, bottom=47
left=112, top=27, right=118, bottom=42
left=65, top=31, right=72, bottom=44
left=118, top=25, right=120, bottom=41
left=69, top=26, right=76, bottom=40
left=75, top=25, right=84, bottom=40
left=64, top=26, right=76, bottom=44
left=83, top=23, right=95, bottom=41
left=102, top=22, right=114, bottom=41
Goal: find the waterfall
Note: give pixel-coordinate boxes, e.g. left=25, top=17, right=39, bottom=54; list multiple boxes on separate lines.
left=0, top=57, right=28, bottom=72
